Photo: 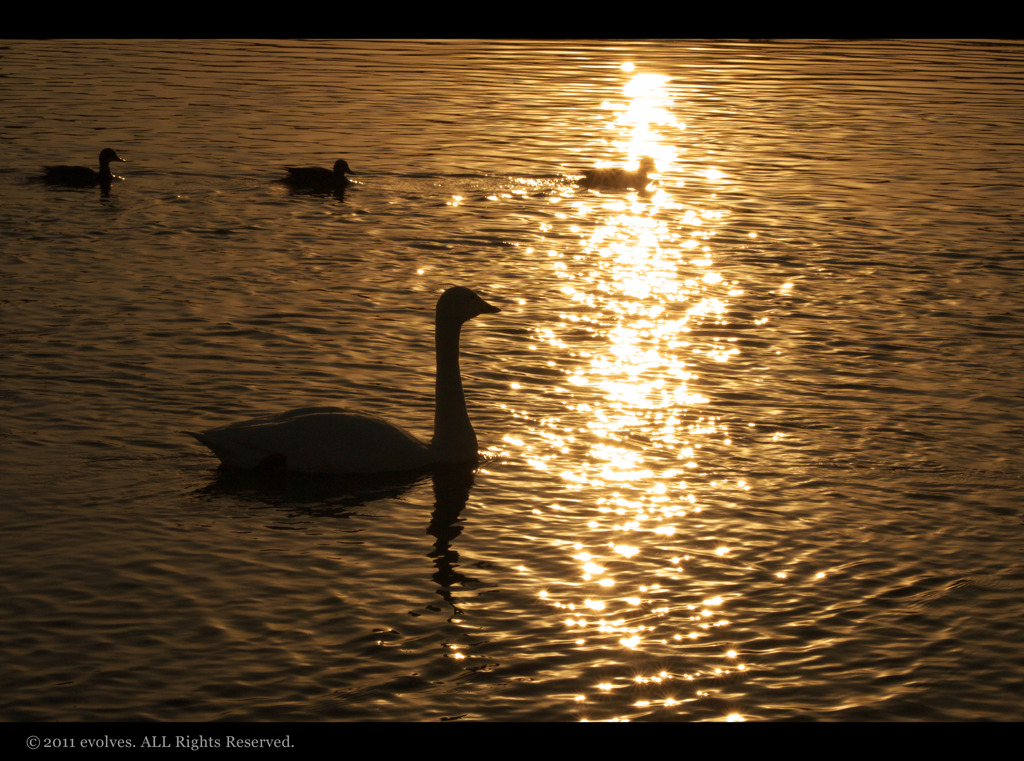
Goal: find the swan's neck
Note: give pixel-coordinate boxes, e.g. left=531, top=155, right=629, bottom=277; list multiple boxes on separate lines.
left=430, top=316, right=477, bottom=461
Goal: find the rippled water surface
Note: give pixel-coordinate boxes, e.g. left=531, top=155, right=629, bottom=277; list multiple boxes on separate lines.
left=2, top=39, right=1024, bottom=722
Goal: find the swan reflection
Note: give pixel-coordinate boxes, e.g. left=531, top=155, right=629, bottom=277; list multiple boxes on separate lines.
left=191, top=463, right=431, bottom=515
left=193, top=459, right=481, bottom=620
left=426, top=461, right=479, bottom=617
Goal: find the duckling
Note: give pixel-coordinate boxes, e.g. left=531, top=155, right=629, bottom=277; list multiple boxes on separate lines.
left=579, top=156, right=656, bottom=192
left=42, top=148, right=126, bottom=192
left=280, top=158, right=356, bottom=194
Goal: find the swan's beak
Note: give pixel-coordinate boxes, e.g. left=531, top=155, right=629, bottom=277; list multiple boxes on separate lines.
left=479, top=298, right=500, bottom=315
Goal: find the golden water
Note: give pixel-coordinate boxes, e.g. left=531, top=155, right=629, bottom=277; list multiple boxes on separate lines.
left=2, top=39, right=1023, bottom=721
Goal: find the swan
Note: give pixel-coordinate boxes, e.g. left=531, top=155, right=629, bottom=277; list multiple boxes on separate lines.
left=188, top=286, right=501, bottom=474
left=579, top=156, right=656, bottom=192
left=42, top=148, right=126, bottom=190
left=280, top=158, right=356, bottom=193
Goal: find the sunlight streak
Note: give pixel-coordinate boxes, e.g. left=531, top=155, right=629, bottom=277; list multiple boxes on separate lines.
left=503, top=62, right=755, bottom=703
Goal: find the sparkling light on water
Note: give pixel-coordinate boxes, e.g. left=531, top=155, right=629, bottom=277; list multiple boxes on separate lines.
left=496, top=64, right=764, bottom=720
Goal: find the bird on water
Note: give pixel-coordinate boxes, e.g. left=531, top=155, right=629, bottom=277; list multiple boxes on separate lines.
left=280, top=158, right=356, bottom=194
left=578, top=156, right=657, bottom=192
left=42, top=148, right=126, bottom=193
left=188, top=286, right=502, bottom=475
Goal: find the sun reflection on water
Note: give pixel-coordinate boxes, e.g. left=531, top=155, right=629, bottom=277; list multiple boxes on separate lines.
left=598, top=70, right=683, bottom=174
left=496, top=63, right=770, bottom=720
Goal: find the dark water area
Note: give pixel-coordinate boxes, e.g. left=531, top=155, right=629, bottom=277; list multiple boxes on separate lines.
left=2, top=39, right=1023, bottom=722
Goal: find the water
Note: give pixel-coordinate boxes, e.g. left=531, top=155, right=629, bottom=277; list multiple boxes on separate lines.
left=2, top=39, right=1024, bottom=722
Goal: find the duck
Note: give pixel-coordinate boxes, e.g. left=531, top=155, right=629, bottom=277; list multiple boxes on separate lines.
left=280, top=158, right=356, bottom=193
left=42, top=148, right=126, bottom=191
left=579, top=156, right=657, bottom=192
left=188, top=286, right=501, bottom=475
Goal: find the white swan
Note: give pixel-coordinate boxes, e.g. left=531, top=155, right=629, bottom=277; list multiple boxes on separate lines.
left=188, top=286, right=501, bottom=474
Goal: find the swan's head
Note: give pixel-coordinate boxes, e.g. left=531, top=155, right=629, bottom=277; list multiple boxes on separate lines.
left=436, top=286, right=501, bottom=325
left=637, top=156, right=656, bottom=172
left=333, top=159, right=355, bottom=175
left=100, top=148, right=126, bottom=164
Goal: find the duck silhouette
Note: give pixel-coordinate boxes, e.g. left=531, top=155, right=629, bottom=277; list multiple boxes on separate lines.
left=42, top=148, right=126, bottom=193
left=280, top=158, right=356, bottom=194
left=579, top=156, right=656, bottom=192
left=188, top=286, right=501, bottom=475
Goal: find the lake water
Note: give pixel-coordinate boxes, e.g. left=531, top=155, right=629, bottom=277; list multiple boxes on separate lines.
left=2, top=39, right=1024, bottom=722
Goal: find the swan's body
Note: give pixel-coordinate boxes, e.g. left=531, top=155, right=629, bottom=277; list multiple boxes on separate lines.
left=190, top=406, right=432, bottom=473
left=281, top=158, right=356, bottom=193
left=42, top=148, right=126, bottom=191
left=579, top=156, right=656, bottom=192
left=188, top=286, right=500, bottom=475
